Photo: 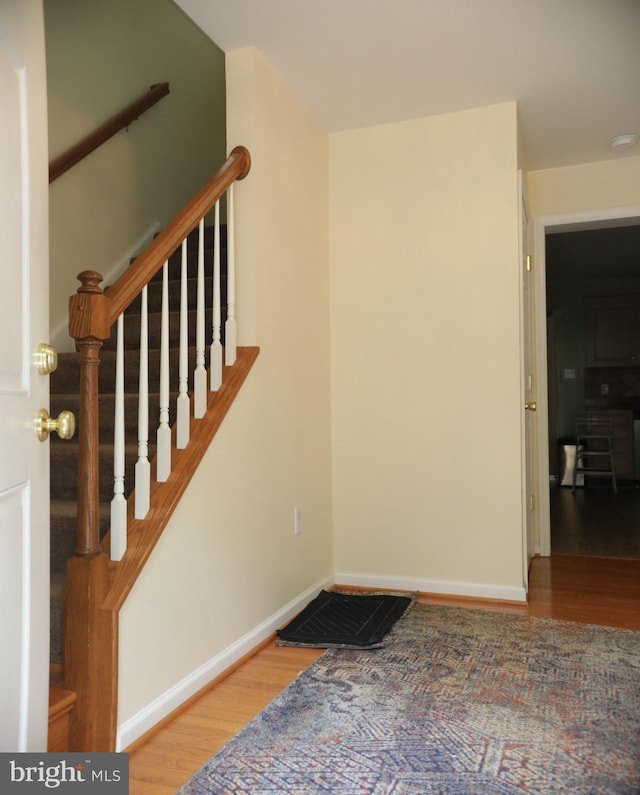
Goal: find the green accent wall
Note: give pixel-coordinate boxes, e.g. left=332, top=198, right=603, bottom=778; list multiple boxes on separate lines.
left=45, top=0, right=226, bottom=348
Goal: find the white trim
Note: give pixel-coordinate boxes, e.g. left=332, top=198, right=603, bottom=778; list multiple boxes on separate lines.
left=534, top=205, right=640, bottom=558
left=517, top=169, right=529, bottom=591
left=334, top=571, right=527, bottom=603
left=115, top=573, right=334, bottom=751
left=49, top=222, right=162, bottom=352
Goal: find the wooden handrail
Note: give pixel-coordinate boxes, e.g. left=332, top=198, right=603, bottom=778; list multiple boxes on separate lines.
left=49, top=82, right=170, bottom=183
left=105, top=145, right=251, bottom=322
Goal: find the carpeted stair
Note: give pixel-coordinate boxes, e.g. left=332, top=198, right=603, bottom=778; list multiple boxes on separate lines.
left=49, top=225, right=227, bottom=663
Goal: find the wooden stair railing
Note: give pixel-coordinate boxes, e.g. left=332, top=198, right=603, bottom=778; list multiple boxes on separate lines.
left=63, top=146, right=253, bottom=752
left=49, top=82, right=170, bottom=183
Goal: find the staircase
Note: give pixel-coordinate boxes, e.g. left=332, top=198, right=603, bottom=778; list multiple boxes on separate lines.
left=48, top=226, right=227, bottom=745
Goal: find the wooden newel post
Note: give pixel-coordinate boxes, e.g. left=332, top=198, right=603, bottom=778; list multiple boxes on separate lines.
left=69, top=271, right=111, bottom=558
left=66, top=271, right=117, bottom=751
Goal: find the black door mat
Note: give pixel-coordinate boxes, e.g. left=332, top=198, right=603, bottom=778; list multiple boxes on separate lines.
left=276, top=589, right=414, bottom=649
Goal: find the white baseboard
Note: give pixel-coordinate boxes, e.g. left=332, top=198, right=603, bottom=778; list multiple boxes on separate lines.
left=334, top=570, right=527, bottom=603
left=116, top=569, right=526, bottom=750
left=116, top=573, right=334, bottom=751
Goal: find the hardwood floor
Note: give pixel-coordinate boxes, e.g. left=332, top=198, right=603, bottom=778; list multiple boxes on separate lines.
left=527, top=553, right=640, bottom=630
left=128, top=644, right=325, bottom=795
left=128, top=555, right=640, bottom=794
left=550, top=480, right=640, bottom=557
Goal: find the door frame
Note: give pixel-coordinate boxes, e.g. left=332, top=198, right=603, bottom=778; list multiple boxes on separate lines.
left=534, top=205, right=640, bottom=556
left=518, top=171, right=534, bottom=589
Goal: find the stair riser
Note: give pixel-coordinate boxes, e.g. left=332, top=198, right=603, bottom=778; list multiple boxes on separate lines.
left=51, top=393, right=178, bottom=437
left=101, top=307, right=226, bottom=352
left=126, top=274, right=226, bottom=314
left=53, top=347, right=211, bottom=394
left=127, top=239, right=227, bottom=287
left=50, top=444, right=143, bottom=503
left=50, top=514, right=78, bottom=572
left=50, top=600, right=63, bottom=665
left=182, top=223, right=228, bottom=250
left=153, top=244, right=227, bottom=281
left=50, top=509, right=111, bottom=574
left=130, top=217, right=227, bottom=258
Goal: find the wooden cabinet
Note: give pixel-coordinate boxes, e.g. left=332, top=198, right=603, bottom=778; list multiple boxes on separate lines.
left=586, top=296, right=640, bottom=366
left=582, top=297, right=637, bottom=480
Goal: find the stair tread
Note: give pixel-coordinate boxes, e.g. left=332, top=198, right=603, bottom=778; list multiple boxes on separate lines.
left=50, top=499, right=111, bottom=517
left=52, top=440, right=142, bottom=451
left=49, top=687, right=77, bottom=717
left=49, top=687, right=77, bottom=733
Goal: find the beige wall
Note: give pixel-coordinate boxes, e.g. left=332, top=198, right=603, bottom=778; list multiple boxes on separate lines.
left=329, top=103, right=525, bottom=596
left=45, top=0, right=226, bottom=349
left=117, top=47, right=333, bottom=744
left=527, top=156, right=640, bottom=217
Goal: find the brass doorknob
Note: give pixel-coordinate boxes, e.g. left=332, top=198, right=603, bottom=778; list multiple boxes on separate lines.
left=35, top=343, right=58, bottom=376
left=524, top=401, right=537, bottom=411
left=35, top=409, right=76, bottom=442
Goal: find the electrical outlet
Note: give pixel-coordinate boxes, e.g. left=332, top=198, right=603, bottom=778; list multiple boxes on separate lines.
left=600, top=383, right=609, bottom=395
left=294, top=507, right=302, bottom=536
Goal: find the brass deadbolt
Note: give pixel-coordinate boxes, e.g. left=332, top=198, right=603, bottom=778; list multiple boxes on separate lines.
left=35, top=343, right=58, bottom=376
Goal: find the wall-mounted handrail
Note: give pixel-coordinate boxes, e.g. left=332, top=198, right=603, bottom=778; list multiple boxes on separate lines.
left=49, top=82, right=170, bottom=183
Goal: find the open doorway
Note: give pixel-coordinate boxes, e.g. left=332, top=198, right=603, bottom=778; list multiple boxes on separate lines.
left=535, top=210, right=640, bottom=560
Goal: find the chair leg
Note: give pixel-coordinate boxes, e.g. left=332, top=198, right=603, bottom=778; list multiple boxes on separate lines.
left=572, top=443, right=580, bottom=492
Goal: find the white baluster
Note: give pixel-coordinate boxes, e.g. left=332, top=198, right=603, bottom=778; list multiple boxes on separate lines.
left=210, top=199, right=222, bottom=391
left=176, top=238, right=190, bottom=448
left=156, top=261, right=171, bottom=481
left=225, top=183, right=237, bottom=366
left=135, top=285, right=150, bottom=519
left=110, top=313, right=127, bottom=560
left=194, top=218, right=207, bottom=417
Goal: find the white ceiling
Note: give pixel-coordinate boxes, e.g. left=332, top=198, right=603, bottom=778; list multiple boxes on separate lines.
left=176, top=0, right=640, bottom=171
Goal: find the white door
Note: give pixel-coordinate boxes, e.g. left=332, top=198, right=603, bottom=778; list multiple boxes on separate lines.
left=0, top=0, right=51, bottom=751
left=519, top=172, right=536, bottom=588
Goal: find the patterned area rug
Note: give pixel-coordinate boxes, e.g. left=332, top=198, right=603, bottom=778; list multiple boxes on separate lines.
left=178, top=605, right=640, bottom=794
